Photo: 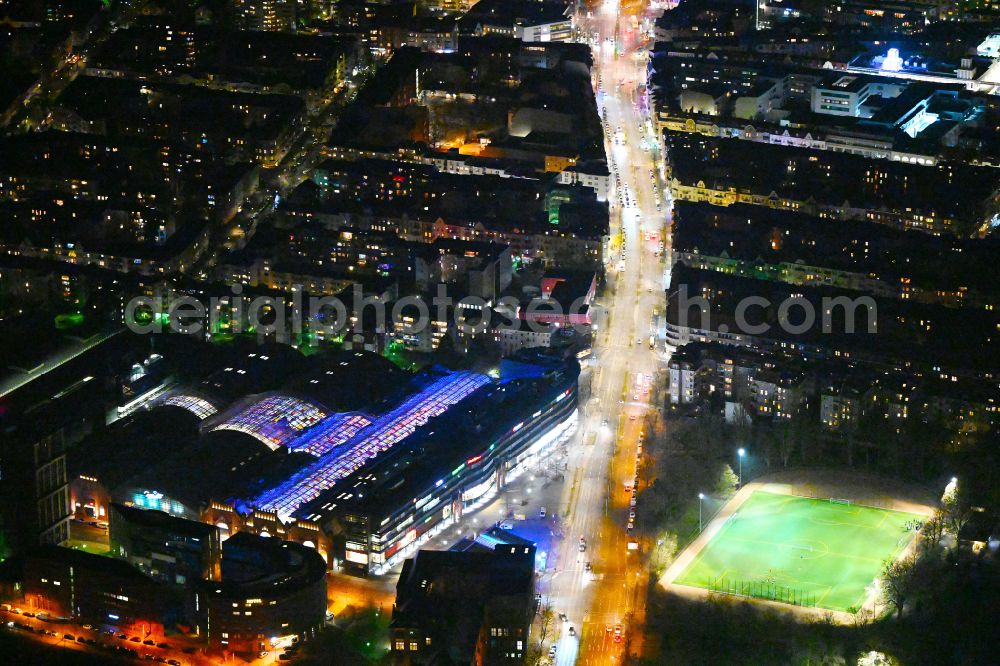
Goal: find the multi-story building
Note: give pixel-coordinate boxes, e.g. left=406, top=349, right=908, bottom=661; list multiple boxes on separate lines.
left=275, top=186, right=607, bottom=273
left=392, top=307, right=451, bottom=353
left=109, top=503, right=223, bottom=585
left=751, top=369, right=812, bottom=419
left=62, top=344, right=579, bottom=584
left=88, top=18, right=359, bottom=106
left=369, top=16, right=460, bottom=54
left=55, top=76, right=306, bottom=168
left=198, top=532, right=327, bottom=652
left=232, top=0, right=296, bottom=32
left=0, top=131, right=254, bottom=275
left=495, top=319, right=555, bottom=357
left=667, top=340, right=1000, bottom=436
left=423, top=0, right=479, bottom=14
left=651, top=43, right=988, bottom=167
left=294, top=353, right=579, bottom=576
left=460, top=0, right=574, bottom=43
left=17, top=530, right=326, bottom=649
left=0, top=331, right=148, bottom=555
left=819, top=379, right=868, bottom=431
left=653, top=0, right=754, bottom=41
left=671, top=200, right=1000, bottom=310
left=22, top=546, right=171, bottom=637
left=522, top=271, right=597, bottom=327
left=824, top=0, right=934, bottom=34
left=390, top=543, right=536, bottom=664
left=664, top=130, right=1000, bottom=235
left=555, top=160, right=611, bottom=202
left=811, top=73, right=908, bottom=117
left=668, top=342, right=766, bottom=408
left=665, top=263, right=1000, bottom=379
left=668, top=353, right=699, bottom=406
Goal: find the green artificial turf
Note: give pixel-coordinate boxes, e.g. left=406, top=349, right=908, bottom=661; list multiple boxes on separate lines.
left=675, top=491, right=923, bottom=612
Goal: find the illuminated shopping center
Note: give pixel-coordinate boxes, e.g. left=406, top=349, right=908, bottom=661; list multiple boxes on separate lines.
left=295, top=354, right=579, bottom=575
left=70, top=348, right=579, bottom=576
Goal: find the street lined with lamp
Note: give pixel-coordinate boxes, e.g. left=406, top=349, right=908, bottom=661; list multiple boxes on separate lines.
left=544, top=0, right=672, bottom=662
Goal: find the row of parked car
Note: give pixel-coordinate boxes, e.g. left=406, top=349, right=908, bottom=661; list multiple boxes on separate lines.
left=5, top=620, right=182, bottom=664
left=1, top=605, right=185, bottom=665
left=278, top=639, right=301, bottom=661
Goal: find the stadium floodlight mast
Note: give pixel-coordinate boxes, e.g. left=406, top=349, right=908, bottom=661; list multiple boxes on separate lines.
left=737, top=448, right=746, bottom=488
left=698, top=493, right=705, bottom=531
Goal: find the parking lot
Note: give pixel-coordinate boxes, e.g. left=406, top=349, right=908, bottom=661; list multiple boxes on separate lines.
left=0, top=604, right=298, bottom=666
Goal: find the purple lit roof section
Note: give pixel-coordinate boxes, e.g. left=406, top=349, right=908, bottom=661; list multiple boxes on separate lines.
left=211, top=394, right=327, bottom=451
left=288, top=413, right=373, bottom=457
left=254, top=371, right=491, bottom=520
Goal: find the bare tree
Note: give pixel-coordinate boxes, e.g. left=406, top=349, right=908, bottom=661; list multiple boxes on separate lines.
left=919, top=511, right=945, bottom=553
left=880, top=555, right=916, bottom=619
left=536, top=602, right=554, bottom=650
left=942, top=488, right=974, bottom=537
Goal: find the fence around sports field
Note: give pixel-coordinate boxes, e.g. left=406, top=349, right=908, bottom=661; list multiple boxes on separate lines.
left=707, top=576, right=819, bottom=608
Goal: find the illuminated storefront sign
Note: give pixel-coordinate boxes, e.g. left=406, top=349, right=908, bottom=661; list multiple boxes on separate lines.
left=461, top=479, right=494, bottom=503
left=399, top=529, right=417, bottom=549
left=345, top=550, right=369, bottom=565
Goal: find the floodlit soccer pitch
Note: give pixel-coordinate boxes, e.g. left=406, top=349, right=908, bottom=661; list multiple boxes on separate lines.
left=674, top=491, right=924, bottom=612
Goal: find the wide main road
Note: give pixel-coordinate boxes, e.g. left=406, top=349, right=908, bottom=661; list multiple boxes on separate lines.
left=547, top=0, right=672, bottom=663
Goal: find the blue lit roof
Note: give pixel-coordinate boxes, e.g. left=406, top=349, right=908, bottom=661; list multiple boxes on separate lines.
left=287, top=412, right=373, bottom=457
left=474, top=526, right=534, bottom=550
left=209, top=394, right=328, bottom=451
left=252, top=370, right=491, bottom=520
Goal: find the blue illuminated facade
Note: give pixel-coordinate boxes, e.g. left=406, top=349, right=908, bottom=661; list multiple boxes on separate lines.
left=251, top=370, right=492, bottom=520
left=303, top=355, right=580, bottom=575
